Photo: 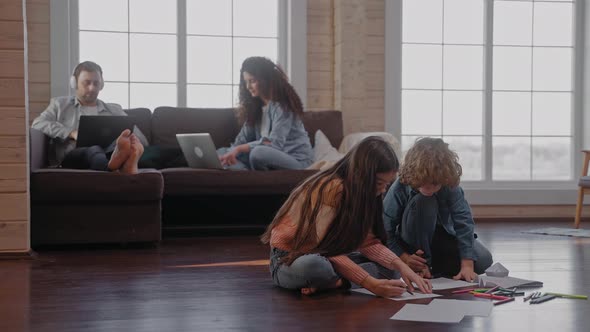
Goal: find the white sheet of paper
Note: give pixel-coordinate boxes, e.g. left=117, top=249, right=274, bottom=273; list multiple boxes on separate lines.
left=390, top=304, right=464, bottom=323
left=478, top=275, right=543, bottom=289
left=351, top=287, right=441, bottom=301
left=426, top=277, right=478, bottom=290
left=428, top=299, right=493, bottom=317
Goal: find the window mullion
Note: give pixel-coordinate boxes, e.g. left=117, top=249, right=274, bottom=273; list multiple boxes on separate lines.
left=573, top=0, right=584, bottom=180
left=483, top=0, right=494, bottom=183
left=178, top=0, right=187, bottom=107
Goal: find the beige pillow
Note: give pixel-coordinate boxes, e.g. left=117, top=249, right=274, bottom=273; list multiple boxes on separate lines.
left=338, top=132, right=401, bottom=158
left=314, top=130, right=345, bottom=162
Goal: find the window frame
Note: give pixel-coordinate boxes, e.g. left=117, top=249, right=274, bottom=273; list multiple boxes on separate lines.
left=50, top=0, right=307, bottom=109
left=385, top=0, right=586, bottom=205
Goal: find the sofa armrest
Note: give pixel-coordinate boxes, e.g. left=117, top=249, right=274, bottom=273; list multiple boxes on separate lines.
left=30, top=128, right=49, bottom=171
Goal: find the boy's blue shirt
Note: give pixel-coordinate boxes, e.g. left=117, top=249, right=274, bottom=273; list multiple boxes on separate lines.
left=383, top=178, right=476, bottom=260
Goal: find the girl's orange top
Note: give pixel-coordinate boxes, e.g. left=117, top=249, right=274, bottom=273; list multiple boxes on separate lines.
left=270, top=178, right=402, bottom=285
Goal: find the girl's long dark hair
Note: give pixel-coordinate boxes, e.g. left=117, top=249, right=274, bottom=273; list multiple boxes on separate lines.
left=238, top=56, right=303, bottom=126
left=261, top=137, right=399, bottom=265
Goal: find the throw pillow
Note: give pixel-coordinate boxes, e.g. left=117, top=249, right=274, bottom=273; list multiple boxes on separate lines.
left=314, top=129, right=345, bottom=162
left=338, top=132, right=401, bottom=158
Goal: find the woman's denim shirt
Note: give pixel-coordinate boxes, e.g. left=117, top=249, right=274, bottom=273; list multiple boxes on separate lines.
left=232, top=101, right=314, bottom=165
left=383, top=179, right=476, bottom=260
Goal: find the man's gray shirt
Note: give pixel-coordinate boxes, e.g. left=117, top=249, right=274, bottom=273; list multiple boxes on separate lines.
left=31, top=96, right=148, bottom=166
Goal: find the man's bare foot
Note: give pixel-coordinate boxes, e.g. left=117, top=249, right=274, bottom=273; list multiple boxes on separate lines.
left=120, top=134, right=144, bottom=175
left=107, top=129, right=132, bottom=171
left=300, top=278, right=345, bottom=295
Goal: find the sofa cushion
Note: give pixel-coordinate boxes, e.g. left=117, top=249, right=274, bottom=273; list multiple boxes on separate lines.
left=125, top=108, right=153, bottom=143
left=151, top=107, right=241, bottom=148
left=302, top=110, right=343, bottom=148
left=31, top=169, right=164, bottom=202
left=161, top=168, right=318, bottom=195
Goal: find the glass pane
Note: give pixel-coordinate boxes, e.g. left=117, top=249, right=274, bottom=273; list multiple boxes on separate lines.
left=443, top=136, right=482, bottom=181
left=532, top=137, right=571, bottom=180
left=493, top=137, right=531, bottom=181
left=402, top=44, right=442, bottom=89
left=532, top=92, right=571, bottom=136
left=187, top=0, right=231, bottom=36
left=233, top=0, right=278, bottom=37
left=493, top=92, right=531, bottom=136
left=443, top=91, right=483, bottom=135
left=129, top=0, right=177, bottom=33
left=493, top=46, right=532, bottom=91
left=79, top=0, right=127, bottom=32
left=533, top=2, right=573, bottom=47
left=402, top=90, right=441, bottom=136
left=187, top=36, right=232, bottom=84
left=130, top=83, right=177, bottom=109
left=402, top=0, right=442, bottom=43
left=100, top=82, right=129, bottom=110
left=532, top=48, right=572, bottom=91
left=443, top=45, right=483, bottom=90
left=187, top=85, right=233, bottom=108
left=233, top=38, right=278, bottom=84
left=130, top=34, right=177, bottom=83
left=493, top=1, right=533, bottom=46
left=443, top=0, right=484, bottom=45
left=79, top=32, right=129, bottom=82
left=233, top=85, right=240, bottom=106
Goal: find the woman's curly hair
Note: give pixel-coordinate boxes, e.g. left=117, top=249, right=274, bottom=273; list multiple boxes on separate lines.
left=238, top=56, right=303, bottom=126
left=398, top=137, right=462, bottom=189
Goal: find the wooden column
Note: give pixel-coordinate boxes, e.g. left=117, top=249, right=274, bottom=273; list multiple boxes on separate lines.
left=307, top=0, right=335, bottom=111
left=334, top=0, right=385, bottom=135
left=0, top=0, right=30, bottom=253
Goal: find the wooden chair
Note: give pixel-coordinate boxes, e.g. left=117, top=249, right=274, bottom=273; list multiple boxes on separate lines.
left=574, top=150, right=590, bottom=228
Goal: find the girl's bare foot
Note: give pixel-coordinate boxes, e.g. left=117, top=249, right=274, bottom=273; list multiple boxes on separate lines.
left=107, top=129, right=132, bottom=171
left=300, top=279, right=345, bottom=295
left=120, top=134, right=144, bottom=175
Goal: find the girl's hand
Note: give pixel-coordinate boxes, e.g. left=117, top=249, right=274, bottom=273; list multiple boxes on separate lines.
left=400, top=264, right=432, bottom=294
left=453, top=259, right=477, bottom=282
left=362, top=277, right=407, bottom=298
left=219, top=149, right=239, bottom=166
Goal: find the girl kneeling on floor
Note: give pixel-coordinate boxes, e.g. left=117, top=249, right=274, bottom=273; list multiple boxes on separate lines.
left=261, top=137, right=432, bottom=297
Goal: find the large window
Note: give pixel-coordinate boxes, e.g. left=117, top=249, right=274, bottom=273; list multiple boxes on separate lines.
left=398, top=0, right=576, bottom=183
left=77, top=0, right=279, bottom=110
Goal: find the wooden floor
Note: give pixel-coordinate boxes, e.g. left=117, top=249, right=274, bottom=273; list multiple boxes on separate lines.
left=1, top=220, right=589, bottom=332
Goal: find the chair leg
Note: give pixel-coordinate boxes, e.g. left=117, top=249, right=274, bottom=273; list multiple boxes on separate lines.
left=574, top=187, right=584, bottom=229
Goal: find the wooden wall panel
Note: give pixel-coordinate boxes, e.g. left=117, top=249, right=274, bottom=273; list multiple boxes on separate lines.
left=0, top=21, right=25, bottom=49
left=0, top=193, right=28, bottom=221
left=26, top=2, right=50, bottom=125
left=0, top=79, right=25, bottom=106
left=0, top=107, right=26, bottom=136
left=333, top=0, right=385, bottom=134
left=28, top=61, right=49, bottom=83
left=26, top=0, right=49, bottom=24
left=307, top=0, right=334, bottom=110
left=0, top=50, right=25, bottom=77
left=0, top=0, right=37, bottom=253
left=0, top=164, right=27, bottom=192
left=0, top=222, right=29, bottom=250
left=0, top=0, right=23, bottom=22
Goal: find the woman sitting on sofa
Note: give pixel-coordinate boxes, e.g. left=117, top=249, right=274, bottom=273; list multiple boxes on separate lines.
left=218, top=57, right=314, bottom=170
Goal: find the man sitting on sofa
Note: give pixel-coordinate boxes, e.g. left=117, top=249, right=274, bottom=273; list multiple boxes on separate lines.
left=31, top=61, right=145, bottom=174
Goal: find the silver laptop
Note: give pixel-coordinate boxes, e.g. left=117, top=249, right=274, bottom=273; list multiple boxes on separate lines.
left=176, top=133, right=226, bottom=170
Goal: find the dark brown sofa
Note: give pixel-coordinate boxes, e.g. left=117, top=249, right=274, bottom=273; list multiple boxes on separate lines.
left=29, top=107, right=343, bottom=245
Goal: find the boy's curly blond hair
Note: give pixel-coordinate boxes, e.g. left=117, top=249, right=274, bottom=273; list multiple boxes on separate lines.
left=398, top=137, right=462, bottom=189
